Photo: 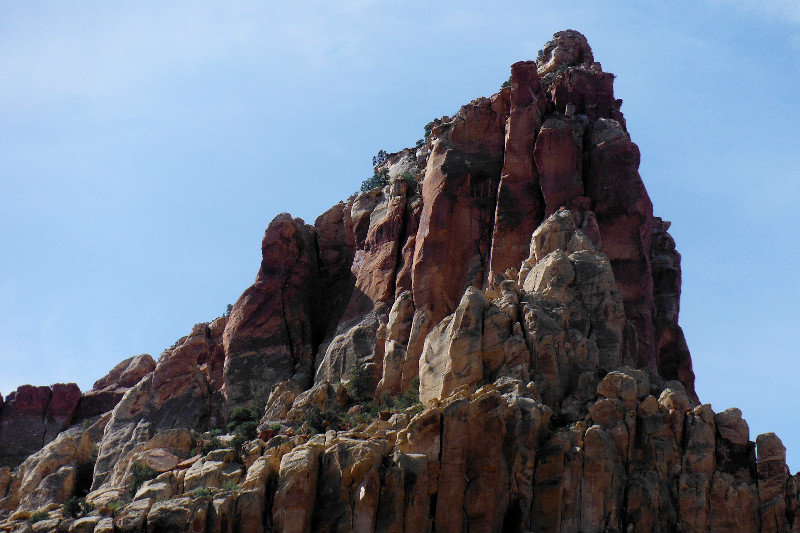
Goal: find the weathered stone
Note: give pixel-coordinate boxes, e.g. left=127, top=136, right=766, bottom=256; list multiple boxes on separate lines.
left=489, top=60, right=545, bottom=278
left=311, top=437, right=386, bottom=533
left=376, top=290, right=415, bottom=396
left=4, top=428, right=92, bottom=513
left=650, top=217, right=698, bottom=403
left=114, top=498, right=153, bottom=533
left=224, top=213, right=319, bottom=407
left=0, top=384, right=81, bottom=469
left=146, top=496, right=209, bottom=533
left=412, top=112, right=505, bottom=326
left=419, top=288, right=487, bottom=405
left=537, top=29, right=595, bottom=77
left=756, top=432, right=789, bottom=532
left=91, top=326, right=214, bottom=490
left=708, top=472, right=759, bottom=533
left=534, top=115, right=586, bottom=216
left=68, top=517, right=101, bottom=533
left=584, top=117, right=656, bottom=375
left=18, top=466, right=75, bottom=512
left=273, top=444, right=323, bottom=533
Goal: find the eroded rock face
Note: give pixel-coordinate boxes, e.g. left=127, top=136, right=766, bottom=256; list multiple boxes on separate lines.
left=91, top=323, right=223, bottom=491
left=489, top=60, right=545, bottom=278
left=0, top=383, right=81, bottom=468
left=3, top=29, right=779, bottom=533
left=224, top=214, right=320, bottom=407
left=73, top=354, right=156, bottom=423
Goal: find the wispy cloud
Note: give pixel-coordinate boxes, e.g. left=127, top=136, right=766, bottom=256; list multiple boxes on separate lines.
left=0, top=3, right=374, bottom=112
left=715, top=0, right=800, bottom=25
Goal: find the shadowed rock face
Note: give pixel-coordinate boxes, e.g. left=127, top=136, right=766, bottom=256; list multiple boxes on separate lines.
left=12, top=29, right=793, bottom=533
left=223, top=213, right=321, bottom=408
left=0, top=384, right=81, bottom=468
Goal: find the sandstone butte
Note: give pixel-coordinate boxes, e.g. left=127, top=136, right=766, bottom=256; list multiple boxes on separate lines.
left=0, top=30, right=796, bottom=533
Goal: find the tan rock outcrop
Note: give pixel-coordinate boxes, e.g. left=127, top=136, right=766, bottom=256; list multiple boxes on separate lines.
left=73, top=354, right=156, bottom=422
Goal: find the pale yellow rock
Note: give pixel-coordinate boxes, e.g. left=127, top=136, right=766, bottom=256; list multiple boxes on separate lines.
left=134, top=478, right=174, bottom=501
left=241, top=439, right=265, bottom=470
left=68, top=515, right=101, bottom=533
left=18, top=466, right=75, bottom=511
left=93, top=518, right=114, bottom=533
left=113, top=498, right=153, bottom=533
left=207, top=494, right=234, bottom=533
left=419, top=287, right=486, bottom=405
left=101, top=428, right=192, bottom=492
left=377, top=290, right=415, bottom=396
left=273, top=444, right=323, bottom=533
left=30, top=518, right=59, bottom=533
left=146, top=496, right=209, bottom=533
left=183, top=459, right=243, bottom=492
left=234, top=489, right=265, bottom=533
left=5, top=429, right=92, bottom=511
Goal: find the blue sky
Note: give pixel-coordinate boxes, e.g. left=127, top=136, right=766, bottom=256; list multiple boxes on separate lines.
left=2, top=1, right=799, bottom=470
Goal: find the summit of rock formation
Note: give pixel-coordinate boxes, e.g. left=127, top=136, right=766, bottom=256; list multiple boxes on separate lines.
left=1, top=30, right=797, bottom=533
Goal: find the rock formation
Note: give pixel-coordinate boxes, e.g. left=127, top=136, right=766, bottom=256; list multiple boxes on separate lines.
left=0, top=29, right=796, bottom=533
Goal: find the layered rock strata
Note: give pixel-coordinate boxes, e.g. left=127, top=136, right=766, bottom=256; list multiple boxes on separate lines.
left=0, top=29, right=793, bottom=533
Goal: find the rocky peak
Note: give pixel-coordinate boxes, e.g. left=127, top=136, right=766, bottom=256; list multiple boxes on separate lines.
left=537, top=29, right=596, bottom=76
left=0, top=29, right=794, bottom=533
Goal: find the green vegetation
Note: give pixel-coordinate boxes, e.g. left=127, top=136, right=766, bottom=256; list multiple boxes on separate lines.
left=28, top=511, right=50, bottom=524
left=105, top=499, right=125, bottom=517
left=345, top=357, right=372, bottom=403
left=128, top=461, right=158, bottom=497
left=200, top=436, right=224, bottom=456
left=64, top=497, right=94, bottom=519
left=230, top=434, right=245, bottom=456
left=360, top=169, right=390, bottom=193
left=193, top=487, right=212, bottom=498
left=372, top=149, right=388, bottom=167
left=224, top=480, right=241, bottom=492
left=501, top=74, right=512, bottom=89
left=227, top=405, right=262, bottom=442
left=224, top=303, right=233, bottom=317
left=424, top=122, right=433, bottom=139
left=297, top=377, right=422, bottom=435
left=402, top=171, right=420, bottom=194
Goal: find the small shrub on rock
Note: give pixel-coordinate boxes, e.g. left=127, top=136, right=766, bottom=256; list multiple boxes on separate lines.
left=64, top=497, right=95, bottom=519
left=360, top=169, right=389, bottom=193
left=129, top=461, right=157, bottom=496
left=200, top=436, right=224, bottom=455
left=28, top=511, right=50, bottom=523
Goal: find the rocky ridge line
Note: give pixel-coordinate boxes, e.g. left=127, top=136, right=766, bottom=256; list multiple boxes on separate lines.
left=1, top=29, right=795, bottom=533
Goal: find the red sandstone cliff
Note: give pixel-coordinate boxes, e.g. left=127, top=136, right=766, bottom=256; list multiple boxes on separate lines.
left=0, top=30, right=795, bottom=533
